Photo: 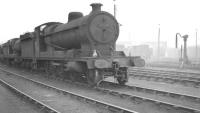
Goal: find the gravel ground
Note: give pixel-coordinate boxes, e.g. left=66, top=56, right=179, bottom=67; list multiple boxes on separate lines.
left=0, top=83, right=41, bottom=113
left=0, top=72, right=109, bottom=113
left=0, top=66, right=196, bottom=113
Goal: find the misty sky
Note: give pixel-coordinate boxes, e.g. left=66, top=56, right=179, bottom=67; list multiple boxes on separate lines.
left=0, top=0, right=200, bottom=47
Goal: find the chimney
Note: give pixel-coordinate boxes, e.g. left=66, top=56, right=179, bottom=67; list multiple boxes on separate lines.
left=90, top=3, right=102, bottom=13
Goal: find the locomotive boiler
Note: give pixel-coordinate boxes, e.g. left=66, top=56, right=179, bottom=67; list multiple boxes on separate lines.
left=43, top=3, right=118, bottom=55
left=0, top=3, right=145, bottom=86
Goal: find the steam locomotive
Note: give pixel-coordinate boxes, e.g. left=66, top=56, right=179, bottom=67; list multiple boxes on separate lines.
left=0, top=3, right=145, bottom=86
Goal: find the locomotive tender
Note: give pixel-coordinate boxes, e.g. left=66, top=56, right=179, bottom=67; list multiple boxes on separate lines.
left=0, top=3, right=145, bottom=85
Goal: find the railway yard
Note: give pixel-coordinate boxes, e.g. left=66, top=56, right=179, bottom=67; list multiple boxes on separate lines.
left=0, top=64, right=200, bottom=113
left=0, top=2, right=200, bottom=113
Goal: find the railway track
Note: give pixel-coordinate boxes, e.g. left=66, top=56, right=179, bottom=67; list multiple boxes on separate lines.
left=147, top=62, right=200, bottom=70
left=131, top=67, right=200, bottom=77
left=129, top=67, right=200, bottom=87
left=0, top=66, right=200, bottom=113
left=100, top=80, right=200, bottom=112
left=0, top=68, right=138, bottom=113
left=0, top=79, right=60, bottom=113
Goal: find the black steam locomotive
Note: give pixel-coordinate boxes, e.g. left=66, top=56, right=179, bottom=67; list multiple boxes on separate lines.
left=0, top=3, right=145, bottom=86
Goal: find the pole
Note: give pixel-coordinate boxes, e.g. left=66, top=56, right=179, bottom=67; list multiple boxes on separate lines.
left=196, top=29, right=198, bottom=60
left=181, top=45, right=183, bottom=60
left=183, top=36, right=188, bottom=63
left=113, top=0, right=117, bottom=51
left=158, top=24, right=160, bottom=60
left=113, top=0, right=116, bottom=18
